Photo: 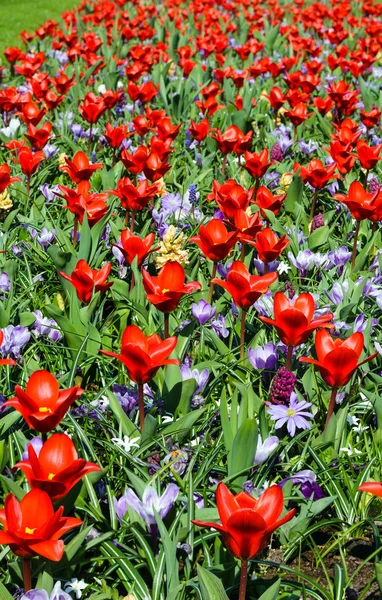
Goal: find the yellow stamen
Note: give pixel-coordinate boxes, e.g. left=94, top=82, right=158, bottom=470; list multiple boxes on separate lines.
left=38, top=407, right=52, bottom=413
left=162, top=288, right=171, bottom=294
left=286, top=408, right=296, bottom=417
left=25, top=527, right=36, bottom=535
left=48, top=473, right=55, bottom=480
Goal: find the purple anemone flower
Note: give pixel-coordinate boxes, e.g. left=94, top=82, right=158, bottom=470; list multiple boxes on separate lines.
left=279, top=469, right=325, bottom=501
left=267, top=393, right=313, bottom=437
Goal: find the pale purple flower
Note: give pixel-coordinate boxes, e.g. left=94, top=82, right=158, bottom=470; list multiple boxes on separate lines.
left=253, top=258, right=279, bottom=274
left=180, top=365, right=209, bottom=393
left=328, top=180, right=340, bottom=196
left=0, top=272, right=10, bottom=294
left=279, top=469, right=324, bottom=501
left=112, top=384, right=138, bottom=414
left=327, top=247, right=352, bottom=269
left=0, top=325, right=31, bottom=358
left=21, top=582, right=71, bottom=600
left=254, top=435, right=279, bottom=464
left=253, top=290, right=274, bottom=317
left=211, top=314, right=229, bottom=338
left=43, top=143, right=58, bottom=159
left=325, top=281, right=349, bottom=305
left=299, top=139, right=319, bottom=157
left=353, top=314, right=377, bottom=334
left=40, top=183, right=61, bottom=203
left=22, top=437, right=43, bottom=460
left=32, top=310, right=62, bottom=342
left=30, top=227, right=56, bottom=249
left=114, top=484, right=179, bottom=533
left=248, top=343, right=277, bottom=370
left=161, top=192, right=183, bottom=214
left=267, top=393, right=313, bottom=437
left=288, top=249, right=315, bottom=277
left=217, top=262, right=232, bottom=279
left=191, top=299, right=216, bottom=325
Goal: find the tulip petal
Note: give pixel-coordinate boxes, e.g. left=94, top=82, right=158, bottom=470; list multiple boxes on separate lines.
left=29, top=539, right=64, bottom=562
left=225, top=508, right=266, bottom=559
left=216, top=482, right=240, bottom=526
left=254, top=485, right=284, bottom=526
left=358, top=482, right=382, bottom=498
left=25, top=371, right=59, bottom=409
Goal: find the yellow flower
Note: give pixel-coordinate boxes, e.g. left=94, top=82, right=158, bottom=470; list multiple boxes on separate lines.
left=155, top=225, right=189, bottom=268
left=279, top=173, right=293, bottom=191
left=56, top=292, right=65, bottom=311
left=58, top=153, right=67, bottom=168
left=0, top=191, right=13, bottom=211
left=155, top=178, right=167, bottom=196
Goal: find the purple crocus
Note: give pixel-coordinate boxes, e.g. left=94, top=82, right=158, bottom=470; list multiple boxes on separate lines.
left=327, top=246, right=352, bottom=274
left=180, top=364, right=209, bottom=393
left=248, top=343, right=278, bottom=370
left=267, top=393, right=313, bottom=437
left=0, top=325, right=31, bottom=358
left=299, top=139, right=319, bottom=157
left=22, top=437, right=43, bottom=460
left=325, top=281, right=349, bottom=305
left=253, top=258, right=279, bottom=274
left=211, top=314, right=229, bottom=338
left=39, top=183, right=61, bottom=203
left=114, top=484, right=179, bottom=534
left=288, top=249, right=316, bottom=277
left=112, top=384, right=138, bottom=414
left=30, top=227, right=56, bottom=249
left=191, top=299, right=216, bottom=325
left=32, top=310, right=62, bottom=342
left=279, top=469, right=325, bottom=501
left=0, top=272, right=10, bottom=294
left=254, top=435, right=279, bottom=464
left=21, top=582, right=72, bottom=600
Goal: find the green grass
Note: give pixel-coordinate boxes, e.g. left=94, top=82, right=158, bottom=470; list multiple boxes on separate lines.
left=0, top=0, right=80, bottom=58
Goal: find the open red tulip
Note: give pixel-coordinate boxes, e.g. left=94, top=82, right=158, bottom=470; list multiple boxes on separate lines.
left=358, top=482, right=382, bottom=498
left=212, top=261, right=277, bottom=310
left=192, top=483, right=295, bottom=560
left=0, top=489, right=82, bottom=561
left=142, top=261, right=201, bottom=313
left=100, top=324, right=179, bottom=384
left=259, top=292, right=334, bottom=347
left=59, top=259, right=113, bottom=304
left=60, top=151, right=103, bottom=183
left=15, top=433, right=101, bottom=501
left=2, top=370, right=83, bottom=433
left=116, top=230, right=157, bottom=266
left=299, top=330, right=378, bottom=388
left=189, top=219, right=238, bottom=262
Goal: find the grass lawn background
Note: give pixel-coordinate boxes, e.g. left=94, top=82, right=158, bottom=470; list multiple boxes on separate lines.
left=0, top=0, right=79, bottom=58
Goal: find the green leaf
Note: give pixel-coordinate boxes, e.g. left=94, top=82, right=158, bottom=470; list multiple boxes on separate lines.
left=107, top=390, right=138, bottom=437
left=100, top=541, right=151, bottom=599
left=308, top=225, right=329, bottom=250
left=160, top=408, right=204, bottom=442
left=0, top=581, right=14, bottom=600
left=284, top=174, right=303, bottom=213
left=257, top=580, right=281, bottom=600
left=197, top=564, right=229, bottom=600
left=228, top=417, right=258, bottom=488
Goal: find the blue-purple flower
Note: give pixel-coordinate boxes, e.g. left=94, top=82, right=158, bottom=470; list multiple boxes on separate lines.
left=279, top=469, right=324, bottom=501
left=0, top=324, right=31, bottom=358
left=267, top=393, right=313, bottom=436
left=248, top=343, right=278, bottom=370
left=254, top=435, right=279, bottom=464
left=114, top=484, right=179, bottom=533
left=191, top=299, right=216, bottom=325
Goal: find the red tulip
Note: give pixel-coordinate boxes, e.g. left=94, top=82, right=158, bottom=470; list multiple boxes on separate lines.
left=25, top=122, right=52, bottom=150
left=334, top=181, right=382, bottom=221
left=53, top=72, right=75, bottom=95
left=327, top=141, right=355, bottom=175
left=142, top=261, right=201, bottom=313
left=103, top=123, right=127, bottom=148
left=244, top=149, right=274, bottom=179
left=228, top=210, right=263, bottom=244
left=120, top=146, right=148, bottom=175
left=116, top=230, right=157, bottom=266
left=263, top=86, right=286, bottom=110
left=212, top=261, right=277, bottom=310
left=254, top=186, right=286, bottom=217
left=18, top=102, right=46, bottom=126
left=299, top=330, right=377, bottom=388
left=15, top=433, right=101, bottom=501
left=189, top=219, right=238, bottom=262
left=211, top=125, right=252, bottom=155
left=259, top=292, right=334, bottom=348
left=284, top=102, right=313, bottom=126
left=0, top=164, right=20, bottom=193
left=355, top=140, right=382, bottom=170
left=192, top=483, right=295, bottom=560
left=143, top=151, right=171, bottom=182
left=254, top=228, right=290, bottom=263
left=59, top=260, right=113, bottom=304
left=207, top=179, right=254, bottom=220
left=110, top=178, right=160, bottom=212
left=360, top=108, right=381, bottom=130
left=2, top=370, right=83, bottom=433
left=313, top=96, right=333, bottom=115
left=0, top=489, right=82, bottom=561
left=59, top=182, right=108, bottom=226
left=155, top=117, right=181, bottom=142
left=60, top=151, right=103, bottom=183
left=297, top=158, right=339, bottom=190
left=358, top=482, right=382, bottom=498
left=188, top=118, right=210, bottom=142
left=78, top=95, right=106, bottom=124
left=18, top=148, right=45, bottom=177
left=100, top=324, right=179, bottom=384
left=127, top=81, right=158, bottom=103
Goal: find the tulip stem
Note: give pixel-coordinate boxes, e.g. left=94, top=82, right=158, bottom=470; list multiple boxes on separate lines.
left=351, top=220, right=360, bottom=271
left=130, top=211, right=136, bottom=233
left=240, top=244, right=245, bottom=263
left=263, top=262, right=268, bottom=275
left=285, top=346, right=293, bottom=370
left=138, top=383, right=145, bottom=433
left=238, top=559, right=248, bottom=600
left=88, top=124, right=93, bottom=155
left=310, top=189, right=318, bottom=221
left=325, top=388, right=337, bottom=431
left=240, top=309, right=246, bottom=361
left=42, top=432, right=47, bottom=443
left=73, top=216, right=78, bottom=248
left=222, top=155, right=227, bottom=175
left=164, top=312, right=169, bottom=339
left=23, top=559, right=32, bottom=592
left=208, top=263, right=217, bottom=304
left=26, top=176, right=30, bottom=198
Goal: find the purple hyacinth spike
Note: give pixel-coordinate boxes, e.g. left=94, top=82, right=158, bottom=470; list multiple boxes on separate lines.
left=269, top=367, right=296, bottom=405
